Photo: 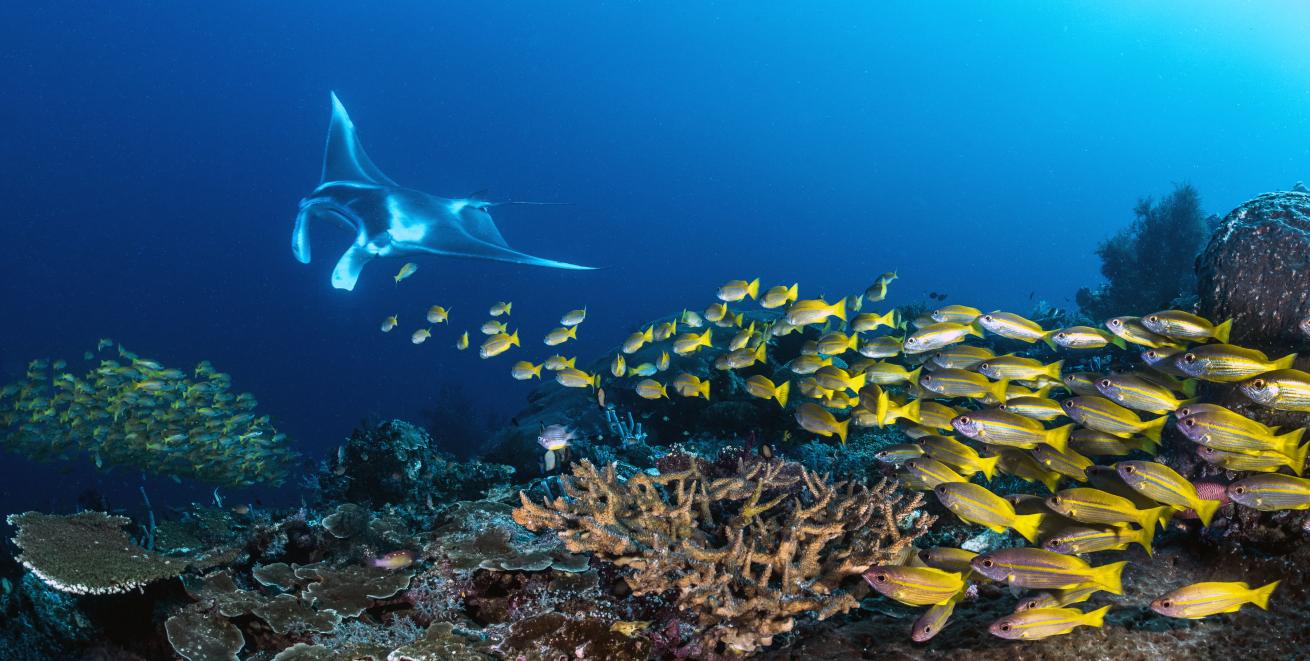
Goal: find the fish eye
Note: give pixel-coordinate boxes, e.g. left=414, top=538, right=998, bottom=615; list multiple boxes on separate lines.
left=1098, top=379, right=1111, bottom=388
left=1149, top=315, right=1159, bottom=322
left=1161, top=600, right=1172, bottom=608
left=1057, top=332, right=1067, bottom=339
left=874, top=573, right=888, bottom=583
left=1123, top=465, right=1136, bottom=473
left=958, top=416, right=970, bottom=424
left=1253, top=379, right=1266, bottom=389
left=1052, top=496, right=1062, bottom=504
left=1000, top=624, right=1011, bottom=632
left=1234, top=486, right=1246, bottom=494
left=1184, top=418, right=1196, bottom=427
left=981, top=559, right=994, bottom=567
left=1183, top=354, right=1196, bottom=363
left=1110, top=319, right=1122, bottom=327
left=984, top=315, right=993, bottom=322
left=922, top=625, right=932, bottom=633
left=980, top=363, right=990, bottom=370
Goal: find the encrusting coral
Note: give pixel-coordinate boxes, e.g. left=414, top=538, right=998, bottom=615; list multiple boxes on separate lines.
left=513, top=457, right=935, bottom=654
left=7, top=511, right=189, bottom=595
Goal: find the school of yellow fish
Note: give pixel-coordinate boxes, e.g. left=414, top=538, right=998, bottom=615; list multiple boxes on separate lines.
left=0, top=341, right=295, bottom=486
left=389, top=265, right=1309, bottom=641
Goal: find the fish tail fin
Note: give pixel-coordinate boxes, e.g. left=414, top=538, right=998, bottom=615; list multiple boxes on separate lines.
left=1250, top=580, right=1280, bottom=610
left=1044, top=423, right=1072, bottom=453
left=977, top=453, right=1000, bottom=481
left=787, top=283, right=799, bottom=302
left=1010, top=512, right=1044, bottom=544
left=1094, top=560, right=1128, bottom=595
left=775, top=381, right=791, bottom=408
left=510, top=330, right=520, bottom=346
left=699, top=380, right=711, bottom=400
left=906, top=366, right=924, bottom=387
left=832, top=297, right=848, bottom=322
left=1274, top=353, right=1297, bottom=370
left=642, top=325, right=654, bottom=342
left=1135, top=524, right=1155, bottom=556
left=835, top=416, right=850, bottom=445
left=754, top=342, right=767, bottom=365
left=1045, top=360, right=1065, bottom=381
left=1212, top=318, right=1233, bottom=343
left=745, top=278, right=760, bottom=300
left=1287, top=440, right=1309, bottom=476
left=1140, top=505, right=1171, bottom=532
left=1192, top=498, right=1221, bottom=528
left=990, top=378, right=1010, bottom=404
left=532, top=364, right=543, bottom=379
left=1040, top=470, right=1062, bottom=494
left=967, top=322, right=984, bottom=338
left=1083, top=604, right=1112, bottom=627
left=899, top=398, right=922, bottom=424
left=1139, top=415, right=1167, bottom=442
left=1277, top=426, right=1306, bottom=458
left=1041, top=331, right=1059, bottom=351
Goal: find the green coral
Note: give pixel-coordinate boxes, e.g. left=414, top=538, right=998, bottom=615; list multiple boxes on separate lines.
left=7, top=511, right=188, bottom=595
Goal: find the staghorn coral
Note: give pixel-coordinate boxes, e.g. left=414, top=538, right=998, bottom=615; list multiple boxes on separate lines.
left=422, top=500, right=590, bottom=573
left=7, top=511, right=188, bottom=595
left=513, top=458, right=935, bottom=654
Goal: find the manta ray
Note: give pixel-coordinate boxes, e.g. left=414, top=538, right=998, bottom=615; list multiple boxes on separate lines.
left=293, top=92, right=594, bottom=290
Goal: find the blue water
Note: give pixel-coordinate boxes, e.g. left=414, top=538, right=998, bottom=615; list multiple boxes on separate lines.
left=3, top=2, right=1309, bottom=511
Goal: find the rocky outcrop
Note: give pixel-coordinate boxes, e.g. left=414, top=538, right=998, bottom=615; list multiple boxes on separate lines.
left=1197, top=189, right=1310, bottom=354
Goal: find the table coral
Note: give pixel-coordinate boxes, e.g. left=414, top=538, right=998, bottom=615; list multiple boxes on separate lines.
left=7, top=511, right=188, bottom=595
left=513, top=457, right=935, bottom=654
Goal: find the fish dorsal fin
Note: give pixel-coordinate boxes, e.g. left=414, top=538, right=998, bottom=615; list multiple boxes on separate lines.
left=321, top=92, right=398, bottom=187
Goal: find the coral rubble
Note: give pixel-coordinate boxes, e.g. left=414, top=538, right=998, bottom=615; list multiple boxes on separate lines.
left=513, top=457, right=935, bottom=654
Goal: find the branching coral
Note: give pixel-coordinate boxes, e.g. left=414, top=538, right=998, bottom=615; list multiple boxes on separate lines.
left=7, top=511, right=189, bottom=595
left=513, top=458, right=935, bottom=654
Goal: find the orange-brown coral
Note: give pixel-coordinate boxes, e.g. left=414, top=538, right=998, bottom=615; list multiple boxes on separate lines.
left=513, top=458, right=935, bottom=655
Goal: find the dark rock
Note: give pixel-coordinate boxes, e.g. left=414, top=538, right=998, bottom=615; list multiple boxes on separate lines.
left=1197, top=190, right=1310, bottom=355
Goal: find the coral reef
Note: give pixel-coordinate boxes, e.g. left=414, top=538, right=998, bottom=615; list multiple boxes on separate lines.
left=7, top=511, right=189, bottom=595
left=513, top=457, right=935, bottom=654
left=1077, top=183, right=1216, bottom=318
left=165, top=608, right=246, bottom=661
left=1197, top=188, right=1310, bottom=354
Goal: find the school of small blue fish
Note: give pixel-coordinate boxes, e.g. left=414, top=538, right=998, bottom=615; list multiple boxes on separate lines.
left=384, top=269, right=1309, bottom=640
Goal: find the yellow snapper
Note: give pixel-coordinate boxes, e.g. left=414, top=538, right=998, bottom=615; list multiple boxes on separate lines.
left=951, top=408, right=1072, bottom=453
left=1116, top=460, right=1222, bottom=526
left=393, top=262, right=418, bottom=284
left=970, top=547, right=1126, bottom=593
left=744, top=375, right=790, bottom=407
left=1176, top=344, right=1295, bottom=382
left=1060, top=396, right=1167, bottom=441
left=426, top=306, right=450, bottom=324
left=930, top=305, right=982, bottom=324
left=999, top=396, right=1066, bottom=422
left=543, top=354, right=575, bottom=370
left=785, top=297, right=846, bottom=326
left=456, top=331, right=469, bottom=350
left=899, top=457, right=968, bottom=491
left=729, top=323, right=758, bottom=352
left=988, top=605, right=1110, bottom=641
left=1150, top=580, right=1279, bottom=619
left=976, top=355, right=1063, bottom=382
left=634, top=379, right=668, bottom=400
left=794, top=403, right=850, bottom=444
left=622, top=326, right=654, bottom=354
left=815, top=331, right=857, bottom=356
left=1239, top=369, right=1310, bottom=411
left=862, top=566, right=963, bottom=607
left=479, top=330, right=520, bottom=358
left=1093, top=373, right=1192, bottom=414
left=919, top=369, right=1008, bottom=403
left=555, top=367, right=599, bottom=389
left=760, top=283, right=799, bottom=309
left=481, top=319, right=508, bottom=335
left=1141, top=309, right=1231, bottom=342
left=717, top=277, right=760, bottom=302
left=858, top=335, right=903, bottom=358
left=1046, top=487, right=1171, bottom=530
left=903, top=322, right=982, bottom=354
left=851, top=310, right=898, bottom=332
left=931, top=344, right=995, bottom=369
left=543, top=326, right=578, bottom=346
left=932, top=482, right=1044, bottom=543
left=912, top=593, right=962, bottom=642
left=1051, top=326, right=1126, bottom=350
left=560, top=308, right=587, bottom=326
left=1227, top=474, right=1310, bottom=511
left=489, top=301, right=512, bottom=317
left=653, top=319, right=678, bottom=341
left=1197, top=445, right=1305, bottom=475
left=511, top=361, right=543, bottom=380
left=672, top=373, right=710, bottom=400
left=672, top=329, right=713, bottom=355
left=1104, top=316, right=1179, bottom=349
left=977, top=311, right=1053, bottom=345
left=380, top=315, right=399, bottom=333
left=410, top=328, right=431, bottom=345
left=920, top=434, right=999, bottom=479
left=656, top=351, right=670, bottom=371
left=1043, top=524, right=1154, bottom=555
left=610, top=354, right=626, bottom=378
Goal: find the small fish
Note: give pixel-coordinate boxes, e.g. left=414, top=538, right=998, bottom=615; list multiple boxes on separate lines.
left=560, top=308, right=587, bottom=326
left=672, top=329, right=714, bottom=355
left=1094, top=373, right=1192, bottom=414
left=862, top=565, right=964, bottom=606
left=1150, top=580, right=1279, bottom=619
left=786, top=297, right=846, bottom=326
left=481, top=319, right=508, bottom=335
left=672, top=373, right=710, bottom=400
left=1141, top=309, right=1231, bottom=342
left=489, top=301, right=512, bottom=317
left=543, top=326, right=578, bottom=346
left=874, top=443, right=924, bottom=464
left=1239, top=369, right=1310, bottom=411
left=917, top=547, right=978, bottom=575
left=916, top=401, right=962, bottom=431
left=717, top=277, right=760, bottom=302
left=862, top=271, right=897, bottom=303
left=380, top=315, right=399, bottom=333
left=921, top=435, right=1000, bottom=479
left=1030, top=445, right=1093, bottom=482
left=815, top=331, right=857, bottom=356
left=861, top=361, right=920, bottom=385
left=951, top=409, right=1071, bottom=453
left=933, top=482, right=1044, bottom=542
left=623, top=326, right=655, bottom=354
left=1176, top=344, right=1295, bottom=383
left=1227, top=474, right=1310, bottom=511
left=794, top=403, right=850, bottom=444
left=903, top=323, right=982, bottom=354
left=543, top=354, right=575, bottom=371
left=393, top=262, right=418, bottom=284
left=511, top=361, right=543, bottom=380
left=931, top=345, right=995, bottom=370
left=372, top=550, right=416, bottom=570
left=627, top=362, right=657, bottom=377
left=989, top=605, right=1110, bottom=640
left=555, top=367, right=600, bottom=390
left=912, top=593, right=961, bottom=642
left=1105, top=316, right=1178, bottom=349
left=1015, top=585, right=1103, bottom=611
left=1175, top=407, right=1305, bottom=458
left=977, top=311, right=1054, bottom=346
left=704, top=301, right=731, bottom=323
left=538, top=424, right=575, bottom=451
left=971, top=547, right=1126, bottom=593
left=900, top=457, right=967, bottom=491
left=1060, top=396, right=1166, bottom=441
left=999, top=396, right=1066, bottom=422
left=1051, top=326, right=1126, bottom=350
left=1061, top=371, right=1104, bottom=396
left=656, top=350, right=670, bottom=371
left=1142, top=347, right=1188, bottom=375
left=976, top=356, right=1063, bottom=382
left=1116, top=460, right=1222, bottom=526
left=610, top=354, right=626, bottom=378
left=1046, top=487, right=1171, bottom=530
left=851, top=310, right=898, bottom=333
left=1070, top=428, right=1155, bottom=457
left=760, top=283, right=799, bottom=309
left=410, top=328, right=431, bottom=345
left=931, top=305, right=982, bottom=324
left=653, top=319, right=678, bottom=341
left=1043, top=524, right=1154, bottom=555
left=814, top=365, right=865, bottom=393
left=455, top=331, right=469, bottom=350
left=479, top=330, right=520, bottom=358
left=1197, top=445, right=1304, bottom=475
left=745, top=375, right=790, bottom=407
left=858, top=335, right=904, bottom=358
left=919, top=369, right=1008, bottom=402
left=634, top=379, right=668, bottom=400
left=681, top=309, right=704, bottom=328
left=426, top=306, right=450, bottom=324
left=731, top=323, right=759, bottom=352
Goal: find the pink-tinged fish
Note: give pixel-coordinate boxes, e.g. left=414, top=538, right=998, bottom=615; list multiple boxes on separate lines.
left=372, top=550, right=415, bottom=570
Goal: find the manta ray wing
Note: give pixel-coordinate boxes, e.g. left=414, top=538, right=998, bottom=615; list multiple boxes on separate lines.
left=294, top=92, right=595, bottom=290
